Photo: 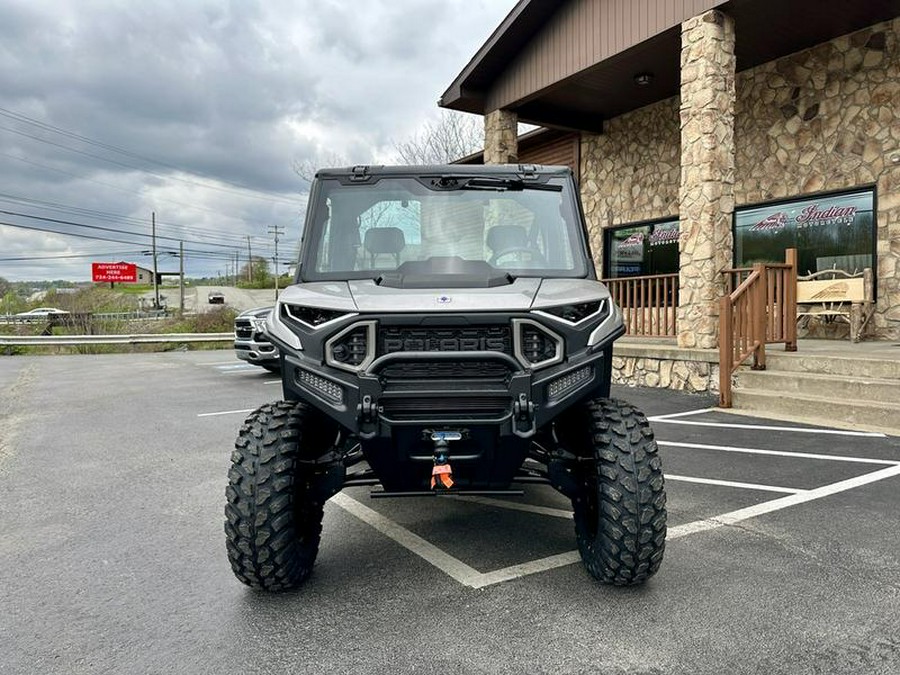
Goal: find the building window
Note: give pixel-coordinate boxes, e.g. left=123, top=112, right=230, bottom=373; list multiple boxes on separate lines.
left=604, top=218, right=679, bottom=278
left=734, top=188, right=875, bottom=277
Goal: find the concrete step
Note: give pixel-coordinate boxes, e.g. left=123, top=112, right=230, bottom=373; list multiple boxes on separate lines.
left=730, top=388, right=900, bottom=436
left=735, top=369, right=900, bottom=404
left=763, top=351, right=900, bottom=380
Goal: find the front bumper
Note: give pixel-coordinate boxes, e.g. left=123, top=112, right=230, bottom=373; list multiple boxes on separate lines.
left=280, top=333, right=619, bottom=439
left=234, top=338, right=279, bottom=365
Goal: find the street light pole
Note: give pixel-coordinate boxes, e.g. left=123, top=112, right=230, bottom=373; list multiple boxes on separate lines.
left=268, top=225, right=284, bottom=300
left=179, top=240, right=184, bottom=316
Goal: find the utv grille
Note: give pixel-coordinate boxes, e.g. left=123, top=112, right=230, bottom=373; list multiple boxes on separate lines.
left=379, top=361, right=511, bottom=381
left=377, top=326, right=513, bottom=357
left=379, top=396, right=510, bottom=421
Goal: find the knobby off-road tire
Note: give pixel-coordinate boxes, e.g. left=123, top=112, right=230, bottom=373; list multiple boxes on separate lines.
left=569, top=398, right=666, bottom=585
left=225, top=400, right=330, bottom=591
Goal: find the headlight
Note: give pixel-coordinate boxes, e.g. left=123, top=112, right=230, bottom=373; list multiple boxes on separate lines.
left=284, top=304, right=352, bottom=328
left=537, top=300, right=607, bottom=325
left=512, top=319, right=563, bottom=369
left=325, top=321, right=376, bottom=372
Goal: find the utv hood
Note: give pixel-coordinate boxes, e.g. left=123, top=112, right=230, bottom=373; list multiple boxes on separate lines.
left=277, top=278, right=612, bottom=313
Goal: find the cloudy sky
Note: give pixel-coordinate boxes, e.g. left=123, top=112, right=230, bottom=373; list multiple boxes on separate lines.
left=0, top=0, right=515, bottom=282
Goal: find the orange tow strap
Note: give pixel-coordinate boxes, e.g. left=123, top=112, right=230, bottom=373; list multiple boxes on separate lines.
left=431, top=462, right=454, bottom=489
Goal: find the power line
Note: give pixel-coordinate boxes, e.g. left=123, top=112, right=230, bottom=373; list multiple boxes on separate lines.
left=0, top=209, right=246, bottom=251
left=0, top=250, right=144, bottom=262
left=0, top=107, right=305, bottom=206
left=0, top=193, right=264, bottom=248
left=0, top=220, right=240, bottom=261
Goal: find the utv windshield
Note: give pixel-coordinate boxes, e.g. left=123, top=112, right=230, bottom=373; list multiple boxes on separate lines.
left=300, top=174, right=590, bottom=284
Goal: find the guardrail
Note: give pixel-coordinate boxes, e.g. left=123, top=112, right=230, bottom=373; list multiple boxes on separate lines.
left=0, top=333, right=232, bottom=346
left=0, top=310, right=170, bottom=325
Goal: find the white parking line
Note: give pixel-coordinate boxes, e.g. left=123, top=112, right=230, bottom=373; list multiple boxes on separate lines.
left=668, top=463, right=900, bottom=539
left=331, top=493, right=483, bottom=586
left=197, top=408, right=254, bottom=418
left=648, top=408, right=715, bottom=421
left=332, top=492, right=582, bottom=589
left=652, top=418, right=885, bottom=437
left=659, top=440, right=900, bottom=466
left=331, top=461, right=900, bottom=589
left=457, top=495, right=573, bottom=519
left=665, top=474, right=805, bottom=494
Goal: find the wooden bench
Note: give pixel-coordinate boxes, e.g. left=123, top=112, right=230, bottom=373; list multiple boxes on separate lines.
left=796, top=268, right=874, bottom=342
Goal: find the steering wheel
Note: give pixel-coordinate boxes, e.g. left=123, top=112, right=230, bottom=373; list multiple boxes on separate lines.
left=489, top=247, right=547, bottom=267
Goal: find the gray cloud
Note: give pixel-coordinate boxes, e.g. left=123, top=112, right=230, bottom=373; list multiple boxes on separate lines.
left=0, top=0, right=510, bottom=281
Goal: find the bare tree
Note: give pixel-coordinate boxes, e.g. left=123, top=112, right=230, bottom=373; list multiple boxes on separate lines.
left=292, top=110, right=486, bottom=185
left=292, top=151, right=349, bottom=184
left=393, top=110, right=484, bottom=165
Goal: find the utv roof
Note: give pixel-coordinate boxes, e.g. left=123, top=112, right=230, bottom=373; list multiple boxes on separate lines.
left=314, top=164, right=573, bottom=179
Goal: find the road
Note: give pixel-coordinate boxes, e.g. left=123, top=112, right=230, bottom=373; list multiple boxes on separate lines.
left=1, top=352, right=899, bottom=674
left=145, top=286, right=279, bottom=314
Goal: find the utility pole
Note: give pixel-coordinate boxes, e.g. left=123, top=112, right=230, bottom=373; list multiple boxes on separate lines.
left=246, top=236, right=253, bottom=284
left=178, top=241, right=184, bottom=316
left=268, top=225, right=284, bottom=300
left=151, top=211, right=160, bottom=309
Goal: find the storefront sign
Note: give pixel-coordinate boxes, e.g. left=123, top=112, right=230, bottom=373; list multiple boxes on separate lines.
left=749, top=212, right=788, bottom=232
left=796, top=204, right=858, bottom=228
left=734, top=188, right=874, bottom=276
left=649, top=226, right=680, bottom=246
left=617, top=232, right=644, bottom=249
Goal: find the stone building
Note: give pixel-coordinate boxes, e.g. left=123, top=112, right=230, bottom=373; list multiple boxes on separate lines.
left=441, top=0, right=900, bottom=344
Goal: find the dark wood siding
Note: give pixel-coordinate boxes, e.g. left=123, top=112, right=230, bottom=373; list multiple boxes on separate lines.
left=518, top=133, right=581, bottom=181
left=486, top=0, right=719, bottom=111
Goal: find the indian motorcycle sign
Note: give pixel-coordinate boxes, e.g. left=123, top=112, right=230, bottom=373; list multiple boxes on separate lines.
left=795, top=203, right=858, bottom=228
left=749, top=202, right=859, bottom=233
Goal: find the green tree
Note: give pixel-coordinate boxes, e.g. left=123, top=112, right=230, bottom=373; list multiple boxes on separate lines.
left=239, top=256, right=272, bottom=288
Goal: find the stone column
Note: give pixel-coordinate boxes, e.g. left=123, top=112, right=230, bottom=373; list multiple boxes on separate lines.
left=484, top=109, right=518, bottom=164
left=677, top=10, right=736, bottom=349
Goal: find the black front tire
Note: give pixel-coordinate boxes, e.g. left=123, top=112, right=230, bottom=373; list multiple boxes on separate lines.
left=566, top=398, right=667, bottom=585
left=224, top=401, right=331, bottom=591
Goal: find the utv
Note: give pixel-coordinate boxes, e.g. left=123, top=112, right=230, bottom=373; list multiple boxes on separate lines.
left=225, top=164, right=666, bottom=591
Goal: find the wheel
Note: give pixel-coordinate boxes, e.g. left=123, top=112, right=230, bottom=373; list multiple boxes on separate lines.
left=225, top=400, right=335, bottom=591
left=565, top=398, right=666, bottom=585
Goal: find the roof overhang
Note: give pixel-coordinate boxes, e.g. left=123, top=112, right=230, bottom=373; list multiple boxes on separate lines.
left=441, top=0, right=900, bottom=132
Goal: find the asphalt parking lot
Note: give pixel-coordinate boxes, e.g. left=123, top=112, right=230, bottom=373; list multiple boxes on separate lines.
left=1, top=351, right=899, bottom=675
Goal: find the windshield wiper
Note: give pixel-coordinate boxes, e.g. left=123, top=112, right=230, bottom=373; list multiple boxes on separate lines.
left=431, top=176, right=562, bottom=192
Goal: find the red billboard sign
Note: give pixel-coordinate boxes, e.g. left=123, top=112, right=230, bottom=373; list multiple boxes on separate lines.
left=92, top=262, right=137, bottom=283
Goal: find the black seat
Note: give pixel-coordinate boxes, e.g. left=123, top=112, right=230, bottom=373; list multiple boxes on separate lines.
left=364, top=227, right=405, bottom=266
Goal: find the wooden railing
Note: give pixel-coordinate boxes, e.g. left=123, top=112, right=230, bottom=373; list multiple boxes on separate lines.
left=719, top=249, right=797, bottom=407
left=602, top=273, right=678, bottom=338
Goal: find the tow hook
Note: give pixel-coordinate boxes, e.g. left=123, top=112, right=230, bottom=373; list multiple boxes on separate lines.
left=357, top=395, right=378, bottom=439
left=429, top=430, right=461, bottom=490
left=513, top=393, right=536, bottom=437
